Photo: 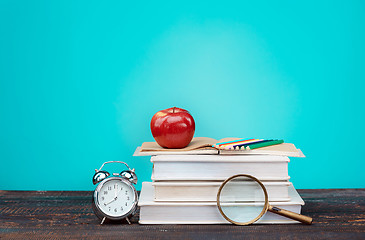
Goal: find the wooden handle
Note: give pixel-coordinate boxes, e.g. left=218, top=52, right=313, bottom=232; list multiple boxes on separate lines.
left=268, top=205, right=313, bottom=225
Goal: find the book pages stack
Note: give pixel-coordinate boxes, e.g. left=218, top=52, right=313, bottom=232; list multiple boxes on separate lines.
left=134, top=143, right=306, bottom=224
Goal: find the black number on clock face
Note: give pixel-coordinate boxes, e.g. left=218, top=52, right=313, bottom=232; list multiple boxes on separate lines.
left=103, top=191, right=108, bottom=195
left=125, top=202, right=128, bottom=206
left=108, top=207, right=111, bottom=211
left=120, top=206, right=123, bottom=211
left=127, top=196, right=130, bottom=201
left=114, top=208, right=117, bottom=212
left=125, top=190, right=128, bottom=195
left=101, top=196, right=104, bottom=201
left=108, top=186, right=112, bottom=190
left=114, top=184, right=118, bottom=189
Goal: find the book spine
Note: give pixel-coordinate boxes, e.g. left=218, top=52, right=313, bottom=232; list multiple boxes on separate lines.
left=153, top=181, right=291, bottom=202
left=139, top=204, right=302, bottom=224
left=152, top=161, right=289, bottom=180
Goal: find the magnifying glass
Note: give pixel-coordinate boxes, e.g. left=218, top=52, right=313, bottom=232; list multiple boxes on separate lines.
left=217, top=174, right=313, bottom=225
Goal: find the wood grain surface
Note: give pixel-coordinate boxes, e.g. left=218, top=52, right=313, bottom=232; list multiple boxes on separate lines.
left=0, top=189, right=364, bottom=239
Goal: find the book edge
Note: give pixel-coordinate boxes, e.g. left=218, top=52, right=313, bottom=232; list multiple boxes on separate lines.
left=138, top=182, right=304, bottom=206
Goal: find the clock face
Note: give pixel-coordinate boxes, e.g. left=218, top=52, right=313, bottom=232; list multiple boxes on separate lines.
left=96, top=178, right=136, bottom=218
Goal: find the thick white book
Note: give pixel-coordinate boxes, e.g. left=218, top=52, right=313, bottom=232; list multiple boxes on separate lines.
left=151, top=154, right=291, bottom=181
left=152, top=181, right=292, bottom=202
left=138, top=182, right=305, bottom=224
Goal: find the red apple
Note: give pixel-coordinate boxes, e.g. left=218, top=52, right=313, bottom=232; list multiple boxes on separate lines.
left=150, top=107, right=195, bottom=148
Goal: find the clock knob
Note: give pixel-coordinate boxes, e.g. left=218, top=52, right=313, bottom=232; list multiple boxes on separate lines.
left=120, top=170, right=138, bottom=185
left=92, top=170, right=110, bottom=185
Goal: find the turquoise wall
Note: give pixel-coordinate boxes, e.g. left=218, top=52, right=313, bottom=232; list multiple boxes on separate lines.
left=1, top=0, right=364, bottom=190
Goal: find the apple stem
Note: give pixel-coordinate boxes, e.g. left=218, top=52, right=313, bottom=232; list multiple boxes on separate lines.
left=173, top=107, right=176, bottom=113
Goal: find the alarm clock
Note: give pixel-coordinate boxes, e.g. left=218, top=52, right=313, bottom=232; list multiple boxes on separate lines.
left=92, top=161, right=138, bottom=224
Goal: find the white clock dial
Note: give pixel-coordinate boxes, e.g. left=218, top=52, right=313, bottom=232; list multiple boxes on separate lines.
left=97, top=179, right=135, bottom=217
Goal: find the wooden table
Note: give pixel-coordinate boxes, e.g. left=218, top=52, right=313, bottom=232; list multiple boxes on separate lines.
left=0, top=189, right=364, bottom=239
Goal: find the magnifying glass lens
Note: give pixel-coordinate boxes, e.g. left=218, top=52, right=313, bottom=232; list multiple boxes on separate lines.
left=219, top=175, right=267, bottom=224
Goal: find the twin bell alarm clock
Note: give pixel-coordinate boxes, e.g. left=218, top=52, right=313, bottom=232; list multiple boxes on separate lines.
left=92, top=161, right=138, bottom=224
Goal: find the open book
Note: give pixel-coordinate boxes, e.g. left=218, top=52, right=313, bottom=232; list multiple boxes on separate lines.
left=137, top=137, right=305, bottom=157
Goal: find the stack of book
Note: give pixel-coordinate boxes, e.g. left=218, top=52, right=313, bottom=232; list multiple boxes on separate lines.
left=134, top=137, right=306, bottom=224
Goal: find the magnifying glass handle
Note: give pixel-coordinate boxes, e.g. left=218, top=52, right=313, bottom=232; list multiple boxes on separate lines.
left=268, top=205, right=313, bottom=225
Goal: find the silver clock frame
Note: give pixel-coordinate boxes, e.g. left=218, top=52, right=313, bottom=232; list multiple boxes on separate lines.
left=92, top=176, right=139, bottom=223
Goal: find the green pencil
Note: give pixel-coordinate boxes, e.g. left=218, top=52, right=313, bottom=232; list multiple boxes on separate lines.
left=245, top=139, right=284, bottom=150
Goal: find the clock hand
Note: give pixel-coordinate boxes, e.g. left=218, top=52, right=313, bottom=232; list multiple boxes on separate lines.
left=104, top=197, right=117, bottom=206
left=115, top=187, right=122, bottom=198
left=105, top=188, right=123, bottom=206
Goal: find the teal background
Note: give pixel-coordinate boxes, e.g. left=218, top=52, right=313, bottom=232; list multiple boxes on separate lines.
left=0, top=1, right=364, bottom=191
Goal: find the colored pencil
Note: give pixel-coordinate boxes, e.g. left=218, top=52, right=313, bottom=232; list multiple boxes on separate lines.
left=219, top=139, right=264, bottom=150
left=245, top=139, right=284, bottom=150
left=232, top=139, right=272, bottom=149
left=216, top=139, right=261, bottom=149
left=213, top=138, right=253, bottom=148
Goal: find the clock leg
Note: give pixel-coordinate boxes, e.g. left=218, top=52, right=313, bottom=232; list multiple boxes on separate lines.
left=101, top=217, right=106, bottom=225
left=126, top=217, right=131, bottom=225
